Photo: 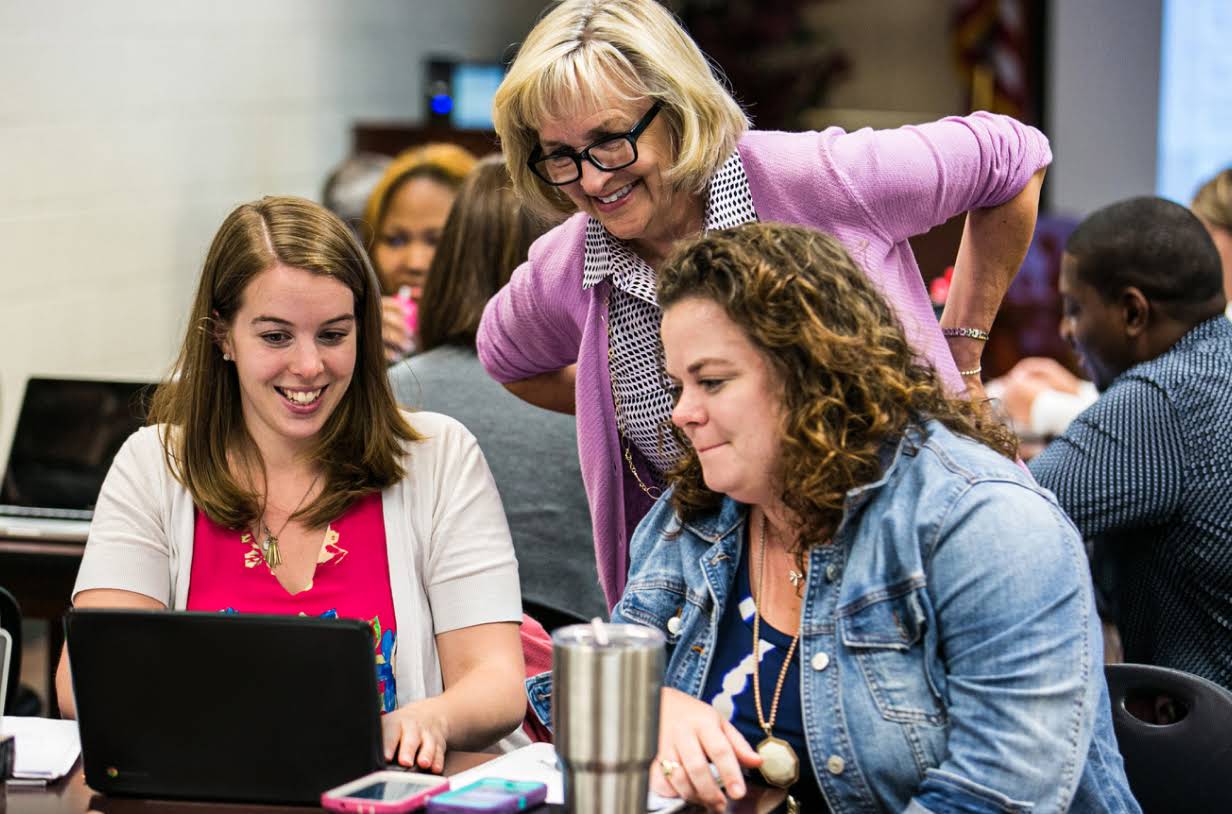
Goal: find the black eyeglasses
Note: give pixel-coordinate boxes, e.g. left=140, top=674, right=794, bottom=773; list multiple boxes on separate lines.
left=528, top=102, right=663, bottom=186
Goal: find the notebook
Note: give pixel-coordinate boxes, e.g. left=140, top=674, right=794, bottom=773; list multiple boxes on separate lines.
left=65, top=608, right=385, bottom=803
left=0, top=377, right=152, bottom=542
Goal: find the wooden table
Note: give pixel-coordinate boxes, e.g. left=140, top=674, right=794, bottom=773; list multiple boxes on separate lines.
left=0, top=537, right=84, bottom=715
left=3, top=755, right=786, bottom=814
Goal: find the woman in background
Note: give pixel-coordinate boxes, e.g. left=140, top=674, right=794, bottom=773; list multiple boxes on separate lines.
left=57, top=196, right=526, bottom=768
left=390, top=155, right=605, bottom=620
left=364, top=143, right=477, bottom=360
left=479, top=0, right=1049, bottom=609
left=604, top=222, right=1138, bottom=813
left=1191, top=166, right=1232, bottom=314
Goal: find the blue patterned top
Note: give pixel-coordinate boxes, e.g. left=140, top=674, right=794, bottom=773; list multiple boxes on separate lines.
left=1031, top=315, right=1232, bottom=689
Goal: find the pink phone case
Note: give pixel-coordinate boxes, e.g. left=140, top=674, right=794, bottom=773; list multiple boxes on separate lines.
left=321, top=772, right=451, bottom=814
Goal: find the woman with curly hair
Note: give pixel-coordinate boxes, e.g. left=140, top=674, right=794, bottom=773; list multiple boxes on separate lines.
left=589, top=223, right=1139, bottom=812
left=479, top=0, right=1049, bottom=610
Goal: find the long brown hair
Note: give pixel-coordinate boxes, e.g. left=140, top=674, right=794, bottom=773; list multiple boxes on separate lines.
left=149, top=196, right=419, bottom=530
left=417, top=155, right=548, bottom=351
left=657, top=222, right=1017, bottom=551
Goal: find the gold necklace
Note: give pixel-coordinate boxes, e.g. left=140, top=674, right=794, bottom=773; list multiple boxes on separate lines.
left=602, top=289, right=663, bottom=500
left=751, top=511, right=802, bottom=791
left=254, top=472, right=321, bottom=569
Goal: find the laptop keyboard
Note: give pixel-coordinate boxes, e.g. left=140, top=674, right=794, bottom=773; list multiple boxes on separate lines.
left=0, top=504, right=93, bottom=521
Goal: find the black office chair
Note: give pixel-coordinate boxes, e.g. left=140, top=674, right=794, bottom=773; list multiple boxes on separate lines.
left=1105, top=662, right=1232, bottom=814
left=523, top=597, right=590, bottom=634
left=0, top=586, right=43, bottom=716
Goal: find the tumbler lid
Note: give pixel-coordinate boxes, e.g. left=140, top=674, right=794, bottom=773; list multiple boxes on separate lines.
left=552, top=622, right=665, bottom=651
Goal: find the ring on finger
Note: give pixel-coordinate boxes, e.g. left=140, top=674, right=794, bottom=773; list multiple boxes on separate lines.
left=659, top=758, right=680, bottom=779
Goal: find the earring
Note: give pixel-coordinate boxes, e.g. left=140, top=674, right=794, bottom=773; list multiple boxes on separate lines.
left=223, top=353, right=232, bottom=361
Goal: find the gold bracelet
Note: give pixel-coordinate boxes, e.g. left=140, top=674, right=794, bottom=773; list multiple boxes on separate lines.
left=942, top=327, right=991, bottom=341
left=958, top=365, right=983, bottom=377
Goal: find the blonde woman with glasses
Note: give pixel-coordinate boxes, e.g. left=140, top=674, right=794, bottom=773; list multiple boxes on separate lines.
left=478, top=0, right=1051, bottom=609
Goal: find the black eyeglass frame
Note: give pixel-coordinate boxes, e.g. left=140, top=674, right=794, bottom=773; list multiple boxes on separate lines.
left=528, top=102, right=664, bottom=186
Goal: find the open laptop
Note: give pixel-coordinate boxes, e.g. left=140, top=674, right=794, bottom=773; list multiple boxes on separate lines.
left=66, top=609, right=386, bottom=804
left=0, top=377, right=152, bottom=542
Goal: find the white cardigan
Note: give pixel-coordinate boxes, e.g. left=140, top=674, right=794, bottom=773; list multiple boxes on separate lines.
left=74, top=410, right=524, bottom=714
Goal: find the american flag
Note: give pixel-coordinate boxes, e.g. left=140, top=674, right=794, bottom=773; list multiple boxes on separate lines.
left=952, top=0, right=1033, bottom=121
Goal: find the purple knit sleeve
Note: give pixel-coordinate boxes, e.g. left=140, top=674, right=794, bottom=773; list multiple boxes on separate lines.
left=476, top=219, right=587, bottom=384
left=820, top=111, right=1052, bottom=245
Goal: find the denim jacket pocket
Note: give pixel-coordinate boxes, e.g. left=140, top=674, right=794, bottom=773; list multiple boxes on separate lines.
left=840, top=587, right=948, bottom=725
left=613, top=576, right=691, bottom=647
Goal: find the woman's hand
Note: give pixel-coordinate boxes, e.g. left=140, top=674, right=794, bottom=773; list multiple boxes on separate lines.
left=381, top=296, right=414, bottom=361
left=382, top=697, right=450, bottom=773
left=650, top=687, right=762, bottom=812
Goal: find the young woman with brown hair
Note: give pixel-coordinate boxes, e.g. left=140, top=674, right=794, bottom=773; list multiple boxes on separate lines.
left=56, top=196, right=527, bottom=769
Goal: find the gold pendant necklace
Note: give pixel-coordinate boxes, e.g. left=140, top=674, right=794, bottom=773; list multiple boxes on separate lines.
left=751, top=511, right=802, bottom=790
left=254, top=471, right=321, bottom=569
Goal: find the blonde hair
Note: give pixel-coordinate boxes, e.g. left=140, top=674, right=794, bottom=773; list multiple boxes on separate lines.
left=494, top=0, right=749, bottom=223
left=1192, top=167, right=1232, bottom=232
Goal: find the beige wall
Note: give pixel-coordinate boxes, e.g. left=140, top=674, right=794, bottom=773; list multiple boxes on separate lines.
left=0, top=0, right=546, bottom=461
left=812, top=0, right=964, bottom=120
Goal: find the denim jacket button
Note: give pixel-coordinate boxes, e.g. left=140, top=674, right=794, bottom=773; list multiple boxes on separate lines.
left=810, top=651, right=831, bottom=671
left=667, top=616, right=682, bottom=635
left=825, top=563, right=841, bottom=582
left=826, top=755, right=846, bottom=775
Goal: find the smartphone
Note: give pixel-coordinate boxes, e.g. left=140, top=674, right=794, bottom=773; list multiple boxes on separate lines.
left=426, top=778, right=548, bottom=813
left=321, top=770, right=451, bottom=813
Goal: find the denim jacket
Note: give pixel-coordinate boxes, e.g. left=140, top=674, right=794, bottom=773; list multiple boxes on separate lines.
left=528, top=421, right=1139, bottom=813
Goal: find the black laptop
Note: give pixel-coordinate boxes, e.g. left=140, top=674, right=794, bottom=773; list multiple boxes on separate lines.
left=66, top=609, right=385, bottom=804
left=0, top=377, right=152, bottom=542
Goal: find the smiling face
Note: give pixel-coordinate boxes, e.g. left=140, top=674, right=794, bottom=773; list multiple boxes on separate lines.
left=536, top=94, right=698, bottom=261
left=219, top=264, right=357, bottom=459
left=662, top=297, right=785, bottom=506
left=372, top=176, right=457, bottom=297
left=1058, top=253, right=1134, bottom=391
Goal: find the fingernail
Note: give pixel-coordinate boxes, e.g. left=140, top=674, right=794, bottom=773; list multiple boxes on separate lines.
left=733, top=782, right=745, bottom=796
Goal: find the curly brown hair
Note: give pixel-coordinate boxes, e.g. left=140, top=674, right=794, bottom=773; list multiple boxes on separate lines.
left=657, top=222, right=1018, bottom=551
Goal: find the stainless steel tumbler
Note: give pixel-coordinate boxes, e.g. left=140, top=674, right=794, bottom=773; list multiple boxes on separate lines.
left=552, top=622, right=666, bottom=814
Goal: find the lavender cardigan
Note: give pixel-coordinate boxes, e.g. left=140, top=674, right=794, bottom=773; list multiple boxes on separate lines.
left=478, top=113, right=1052, bottom=609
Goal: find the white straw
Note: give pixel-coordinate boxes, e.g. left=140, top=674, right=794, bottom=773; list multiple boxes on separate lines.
left=590, top=616, right=609, bottom=646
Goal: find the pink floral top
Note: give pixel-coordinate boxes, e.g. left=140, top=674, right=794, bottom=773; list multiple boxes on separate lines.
left=185, top=492, right=400, bottom=712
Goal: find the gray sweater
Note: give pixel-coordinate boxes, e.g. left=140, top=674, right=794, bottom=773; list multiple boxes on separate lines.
left=389, top=345, right=606, bottom=620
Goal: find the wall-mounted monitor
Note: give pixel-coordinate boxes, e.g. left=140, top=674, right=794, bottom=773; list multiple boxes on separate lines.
left=425, top=58, right=506, bottom=131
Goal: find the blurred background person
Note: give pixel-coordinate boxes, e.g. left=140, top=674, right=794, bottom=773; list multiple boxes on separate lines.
left=479, top=0, right=1049, bottom=610
left=364, top=143, right=477, bottom=362
left=1030, top=197, right=1232, bottom=689
left=1190, top=166, right=1232, bottom=312
left=994, top=165, right=1232, bottom=444
left=390, top=155, right=605, bottom=621
left=321, top=151, right=392, bottom=241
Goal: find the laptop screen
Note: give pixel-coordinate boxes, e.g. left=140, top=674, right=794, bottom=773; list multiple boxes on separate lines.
left=1, top=378, right=153, bottom=512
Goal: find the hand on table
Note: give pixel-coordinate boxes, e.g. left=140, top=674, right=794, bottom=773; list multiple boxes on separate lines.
left=650, top=687, right=762, bottom=813
left=383, top=698, right=450, bottom=773
left=381, top=296, right=415, bottom=362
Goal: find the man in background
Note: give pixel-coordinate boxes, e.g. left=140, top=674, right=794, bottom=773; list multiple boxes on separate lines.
left=1030, top=196, right=1232, bottom=689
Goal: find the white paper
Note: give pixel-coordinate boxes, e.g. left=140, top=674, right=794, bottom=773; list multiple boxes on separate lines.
left=449, top=742, right=686, bottom=813
left=1, top=716, right=81, bottom=781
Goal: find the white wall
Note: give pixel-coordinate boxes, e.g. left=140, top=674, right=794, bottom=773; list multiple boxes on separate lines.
left=0, top=0, right=547, bottom=462
left=1046, top=0, right=1162, bottom=217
